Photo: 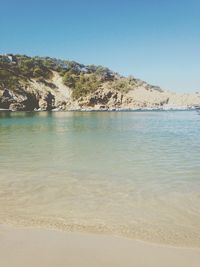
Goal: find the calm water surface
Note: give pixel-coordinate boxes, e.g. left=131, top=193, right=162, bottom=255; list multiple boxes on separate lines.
left=0, top=111, right=200, bottom=247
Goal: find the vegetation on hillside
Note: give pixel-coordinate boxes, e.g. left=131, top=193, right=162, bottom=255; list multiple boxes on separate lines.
left=111, top=76, right=138, bottom=93
left=63, top=72, right=101, bottom=99
left=0, top=54, right=139, bottom=99
left=62, top=67, right=115, bottom=99
left=0, top=54, right=52, bottom=90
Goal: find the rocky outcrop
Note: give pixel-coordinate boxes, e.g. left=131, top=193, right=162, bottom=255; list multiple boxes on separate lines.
left=1, top=78, right=200, bottom=111
left=76, top=86, right=200, bottom=110
left=9, top=102, right=26, bottom=111
left=77, top=88, right=123, bottom=110
left=39, top=92, right=55, bottom=111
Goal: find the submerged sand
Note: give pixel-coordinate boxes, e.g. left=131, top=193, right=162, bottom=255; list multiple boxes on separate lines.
left=0, top=225, right=200, bottom=267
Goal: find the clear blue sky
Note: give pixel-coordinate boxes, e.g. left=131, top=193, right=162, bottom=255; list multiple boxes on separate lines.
left=1, top=0, right=200, bottom=92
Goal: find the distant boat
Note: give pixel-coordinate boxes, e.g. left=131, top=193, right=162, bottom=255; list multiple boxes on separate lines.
left=192, top=105, right=200, bottom=110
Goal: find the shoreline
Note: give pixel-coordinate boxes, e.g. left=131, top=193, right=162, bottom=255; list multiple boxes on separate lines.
left=1, top=219, right=200, bottom=249
left=0, top=224, right=200, bottom=267
left=1, top=106, right=200, bottom=113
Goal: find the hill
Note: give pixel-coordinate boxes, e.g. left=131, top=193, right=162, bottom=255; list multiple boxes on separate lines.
left=0, top=54, right=200, bottom=111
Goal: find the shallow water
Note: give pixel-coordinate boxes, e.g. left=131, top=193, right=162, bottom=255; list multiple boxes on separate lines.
left=0, top=111, right=200, bottom=246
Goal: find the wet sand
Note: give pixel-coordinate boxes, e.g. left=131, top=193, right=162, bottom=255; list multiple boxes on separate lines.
left=0, top=225, right=200, bottom=267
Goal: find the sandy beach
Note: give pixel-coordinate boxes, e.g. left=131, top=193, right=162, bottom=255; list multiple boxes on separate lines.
left=0, top=225, right=200, bottom=267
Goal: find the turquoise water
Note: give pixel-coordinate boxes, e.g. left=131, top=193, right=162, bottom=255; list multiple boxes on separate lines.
left=0, top=111, right=200, bottom=246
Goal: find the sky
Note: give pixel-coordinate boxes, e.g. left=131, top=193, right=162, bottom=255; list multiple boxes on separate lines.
left=0, top=0, right=200, bottom=92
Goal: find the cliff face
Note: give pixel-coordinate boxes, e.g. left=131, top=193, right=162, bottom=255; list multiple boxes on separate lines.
left=0, top=54, right=200, bottom=111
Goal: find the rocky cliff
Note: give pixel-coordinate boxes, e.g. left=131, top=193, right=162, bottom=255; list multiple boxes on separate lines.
left=0, top=54, right=200, bottom=111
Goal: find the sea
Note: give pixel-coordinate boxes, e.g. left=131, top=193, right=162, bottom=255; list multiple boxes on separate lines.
left=0, top=110, right=200, bottom=247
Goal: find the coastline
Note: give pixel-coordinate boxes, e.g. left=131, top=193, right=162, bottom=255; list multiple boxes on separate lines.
left=0, top=225, right=200, bottom=267
left=1, top=106, right=200, bottom=113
